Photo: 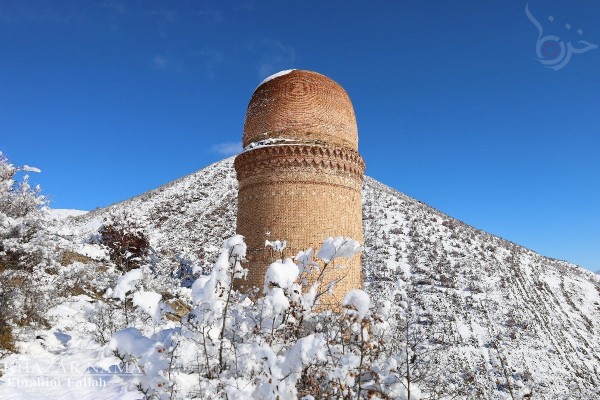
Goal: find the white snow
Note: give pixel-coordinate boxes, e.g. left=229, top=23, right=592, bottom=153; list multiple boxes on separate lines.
left=265, top=286, right=291, bottom=314
left=22, top=165, right=41, bottom=173
left=111, top=269, right=143, bottom=301
left=0, top=297, right=145, bottom=400
left=456, top=321, right=471, bottom=340
left=242, top=137, right=297, bottom=152
left=342, top=289, right=370, bottom=319
left=47, top=208, right=88, bottom=220
left=132, top=291, right=163, bottom=323
left=109, top=327, right=159, bottom=358
left=77, top=243, right=108, bottom=260
left=280, top=334, right=327, bottom=376
left=265, top=239, right=287, bottom=253
left=294, top=248, right=313, bottom=266
left=223, top=234, right=247, bottom=259
left=264, top=258, right=299, bottom=293
left=317, top=236, right=362, bottom=263
left=190, top=274, right=212, bottom=305
left=258, top=69, right=295, bottom=86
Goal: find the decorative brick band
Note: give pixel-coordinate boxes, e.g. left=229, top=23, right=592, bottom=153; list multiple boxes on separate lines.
left=234, top=144, right=365, bottom=182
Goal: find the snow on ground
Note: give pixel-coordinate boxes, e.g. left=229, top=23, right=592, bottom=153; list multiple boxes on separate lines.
left=0, top=297, right=142, bottom=400
left=46, top=209, right=88, bottom=221
left=63, top=159, right=600, bottom=398
left=3, top=158, right=600, bottom=399
left=76, top=243, right=108, bottom=260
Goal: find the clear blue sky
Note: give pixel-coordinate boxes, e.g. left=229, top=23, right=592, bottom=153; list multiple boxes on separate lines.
left=1, top=1, right=598, bottom=271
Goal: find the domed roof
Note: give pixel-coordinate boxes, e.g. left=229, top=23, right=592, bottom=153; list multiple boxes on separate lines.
left=243, top=70, right=358, bottom=151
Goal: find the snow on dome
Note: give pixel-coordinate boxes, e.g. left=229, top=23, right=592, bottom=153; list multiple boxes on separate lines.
left=243, top=69, right=359, bottom=151
left=258, top=69, right=295, bottom=87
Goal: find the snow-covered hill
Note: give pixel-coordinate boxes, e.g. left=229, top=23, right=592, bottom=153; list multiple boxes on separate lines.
left=66, top=157, right=600, bottom=398
left=46, top=209, right=88, bottom=220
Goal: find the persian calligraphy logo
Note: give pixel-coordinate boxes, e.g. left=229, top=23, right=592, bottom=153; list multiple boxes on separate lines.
left=525, top=3, right=597, bottom=70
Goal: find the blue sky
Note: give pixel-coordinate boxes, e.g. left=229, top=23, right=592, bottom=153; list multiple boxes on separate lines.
left=1, top=1, right=598, bottom=271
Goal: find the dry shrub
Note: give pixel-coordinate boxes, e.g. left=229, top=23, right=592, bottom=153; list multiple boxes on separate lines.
left=99, top=223, right=150, bottom=272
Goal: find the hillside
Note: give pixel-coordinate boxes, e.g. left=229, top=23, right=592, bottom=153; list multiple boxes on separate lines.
left=63, top=157, right=600, bottom=398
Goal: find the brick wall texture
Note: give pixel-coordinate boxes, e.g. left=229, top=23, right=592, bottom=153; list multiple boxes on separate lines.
left=234, top=70, right=365, bottom=306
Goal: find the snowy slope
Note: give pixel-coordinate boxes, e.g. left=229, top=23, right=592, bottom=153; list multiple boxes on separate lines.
left=66, top=157, right=600, bottom=398
left=68, top=158, right=238, bottom=275
left=46, top=209, right=88, bottom=220
left=362, top=178, right=600, bottom=398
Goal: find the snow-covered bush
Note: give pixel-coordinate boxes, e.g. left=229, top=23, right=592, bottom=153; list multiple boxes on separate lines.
left=103, top=235, right=438, bottom=399
left=0, top=152, right=61, bottom=350
left=0, top=152, right=48, bottom=272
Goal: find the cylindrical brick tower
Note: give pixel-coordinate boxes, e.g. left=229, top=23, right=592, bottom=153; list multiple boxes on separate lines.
left=234, top=70, right=365, bottom=305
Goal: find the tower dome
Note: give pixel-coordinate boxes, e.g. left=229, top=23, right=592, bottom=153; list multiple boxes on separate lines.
left=243, top=70, right=358, bottom=151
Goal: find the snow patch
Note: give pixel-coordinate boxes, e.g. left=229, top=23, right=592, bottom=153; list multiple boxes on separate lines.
left=111, top=269, right=143, bottom=301
left=109, top=327, right=160, bottom=359
left=47, top=209, right=89, bottom=220
left=22, top=164, right=41, bottom=173
left=77, top=243, right=108, bottom=260
left=342, top=289, right=370, bottom=319
left=264, top=258, right=299, bottom=293
left=243, top=137, right=297, bottom=152
left=317, top=237, right=362, bottom=263
left=133, top=291, right=163, bottom=323
left=266, top=239, right=287, bottom=253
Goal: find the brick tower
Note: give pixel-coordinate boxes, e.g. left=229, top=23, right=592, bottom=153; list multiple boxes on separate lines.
left=234, top=70, right=365, bottom=305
